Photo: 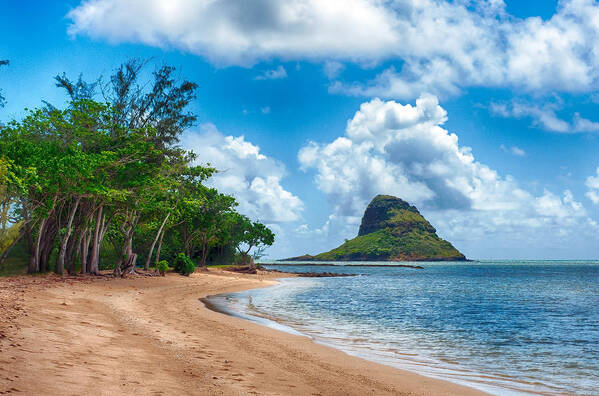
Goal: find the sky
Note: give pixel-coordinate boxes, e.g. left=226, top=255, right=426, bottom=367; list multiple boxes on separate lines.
left=2, top=0, right=599, bottom=260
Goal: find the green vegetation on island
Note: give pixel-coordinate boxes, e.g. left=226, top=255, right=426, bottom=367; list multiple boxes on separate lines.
left=287, top=195, right=466, bottom=262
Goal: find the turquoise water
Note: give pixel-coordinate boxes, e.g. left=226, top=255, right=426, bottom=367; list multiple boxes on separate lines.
left=208, top=261, right=599, bottom=395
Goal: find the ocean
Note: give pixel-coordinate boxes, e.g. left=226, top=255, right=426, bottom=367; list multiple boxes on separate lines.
left=206, top=261, right=599, bottom=395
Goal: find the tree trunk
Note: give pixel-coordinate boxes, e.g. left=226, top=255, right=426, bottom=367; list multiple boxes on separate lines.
left=155, top=228, right=165, bottom=266
left=199, top=238, right=208, bottom=267
left=115, top=212, right=139, bottom=275
left=183, top=224, right=190, bottom=257
left=57, top=197, right=80, bottom=275
left=39, top=224, right=56, bottom=273
left=33, top=217, right=48, bottom=273
left=88, top=204, right=103, bottom=275
left=25, top=221, right=36, bottom=274
left=81, top=230, right=91, bottom=274
left=144, top=212, right=170, bottom=270
left=65, top=232, right=77, bottom=274
left=116, top=253, right=137, bottom=278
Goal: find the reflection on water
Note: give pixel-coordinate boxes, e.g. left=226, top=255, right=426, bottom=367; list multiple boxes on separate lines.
left=208, top=261, right=599, bottom=395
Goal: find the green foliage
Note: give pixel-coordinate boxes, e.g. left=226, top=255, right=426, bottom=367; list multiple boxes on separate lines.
left=0, top=222, right=22, bottom=256
left=314, top=229, right=464, bottom=261
left=0, top=59, right=8, bottom=107
left=174, top=253, right=195, bottom=275
left=157, top=260, right=169, bottom=275
left=0, top=240, right=28, bottom=276
left=229, top=213, right=275, bottom=256
left=182, top=260, right=195, bottom=276
left=0, top=59, right=276, bottom=275
left=235, top=252, right=251, bottom=265
left=313, top=195, right=466, bottom=262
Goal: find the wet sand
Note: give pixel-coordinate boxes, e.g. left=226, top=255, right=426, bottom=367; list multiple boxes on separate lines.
left=0, top=269, right=487, bottom=395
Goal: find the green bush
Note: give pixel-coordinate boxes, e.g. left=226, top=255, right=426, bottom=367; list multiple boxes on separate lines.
left=173, top=253, right=189, bottom=273
left=174, top=253, right=195, bottom=276
left=157, top=260, right=169, bottom=276
left=182, top=260, right=195, bottom=276
left=235, top=252, right=251, bottom=265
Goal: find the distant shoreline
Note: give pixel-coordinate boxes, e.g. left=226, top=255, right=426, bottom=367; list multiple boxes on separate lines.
left=267, top=262, right=426, bottom=269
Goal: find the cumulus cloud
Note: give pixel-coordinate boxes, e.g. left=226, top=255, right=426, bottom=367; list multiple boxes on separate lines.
left=182, top=124, right=303, bottom=223
left=254, top=65, right=287, bottom=80
left=491, top=101, right=599, bottom=133
left=586, top=167, right=599, bottom=204
left=67, top=0, right=599, bottom=98
left=298, top=95, right=597, bottom=254
left=67, top=0, right=397, bottom=67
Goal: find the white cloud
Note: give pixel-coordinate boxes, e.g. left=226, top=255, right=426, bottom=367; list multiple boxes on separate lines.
left=254, top=66, right=287, bottom=80
left=491, top=101, right=599, bottom=133
left=182, top=124, right=303, bottom=223
left=260, top=106, right=271, bottom=114
left=68, top=0, right=397, bottom=67
left=323, top=61, right=344, bottom=79
left=68, top=0, right=599, bottom=98
left=299, top=95, right=597, bottom=256
left=586, top=167, right=599, bottom=204
left=510, top=146, right=526, bottom=157
left=500, top=144, right=526, bottom=156
left=490, top=102, right=569, bottom=132
left=573, top=113, right=599, bottom=132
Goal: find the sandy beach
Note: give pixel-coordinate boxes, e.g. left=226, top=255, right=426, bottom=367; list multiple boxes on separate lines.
left=0, top=270, right=486, bottom=395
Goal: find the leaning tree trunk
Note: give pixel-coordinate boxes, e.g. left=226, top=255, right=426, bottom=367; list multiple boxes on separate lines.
left=57, top=197, right=81, bottom=275
left=32, top=217, right=49, bottom=273
left=154, top=228, right=166, bottom=266
left=25, top=221, right=36, bottom=274
left=144, top=212, right=170, bottom=270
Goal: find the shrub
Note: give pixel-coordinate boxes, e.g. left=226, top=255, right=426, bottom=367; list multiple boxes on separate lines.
left=157, top=260, right=169, bottom=276
left=235, top=252, right=251, bottom=265
left=174, top=253, right=195, bottom=276
left=182, top=260, right=195, bottom=276
left=173, top=253, right=189, bottom=273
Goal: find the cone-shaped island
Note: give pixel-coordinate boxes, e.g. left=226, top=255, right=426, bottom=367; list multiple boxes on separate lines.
left=286, top=195, right=466, bottom=261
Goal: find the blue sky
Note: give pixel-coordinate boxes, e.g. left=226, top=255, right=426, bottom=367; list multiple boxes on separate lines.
left=2, top=0, right=599, bottom=259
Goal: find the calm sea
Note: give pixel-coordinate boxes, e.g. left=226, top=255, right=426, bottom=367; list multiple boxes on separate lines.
left=206, top=261, right=599, bottom=395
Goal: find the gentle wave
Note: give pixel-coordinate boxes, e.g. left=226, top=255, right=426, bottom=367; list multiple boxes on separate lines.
left=208, top=261, right=599, bottom=395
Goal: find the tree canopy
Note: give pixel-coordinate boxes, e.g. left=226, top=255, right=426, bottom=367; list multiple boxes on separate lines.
left=0, top=60, right=274, bottom=275
left=0, top=60, right=8, bottom=107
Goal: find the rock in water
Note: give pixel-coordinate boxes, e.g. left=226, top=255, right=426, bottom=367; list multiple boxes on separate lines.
left=287, top=195, right=466, bottom=262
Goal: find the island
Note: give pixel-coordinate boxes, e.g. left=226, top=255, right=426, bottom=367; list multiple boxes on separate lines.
left=285, top=195, right=466, bottom=261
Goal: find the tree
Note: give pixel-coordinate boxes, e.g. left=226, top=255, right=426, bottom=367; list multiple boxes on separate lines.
left=53, top=59, right=201, bottom=276
left=0, top=59, right=8, bottom=107
left=56, top=58, right=198, bottom=150
left=178, top=183, right=237, bottom=267
left=230, top=214, right=275, bottom=270
left=0, top=156, right=23, bottom=265
left=1, top=59, right=276, bottom=278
